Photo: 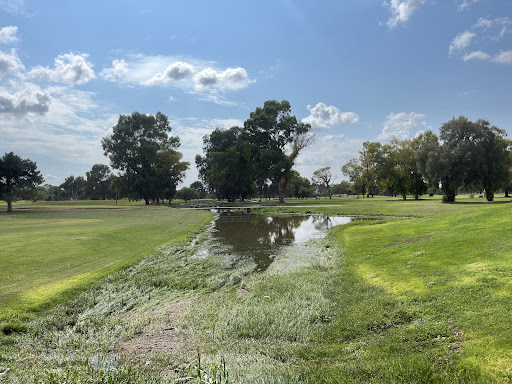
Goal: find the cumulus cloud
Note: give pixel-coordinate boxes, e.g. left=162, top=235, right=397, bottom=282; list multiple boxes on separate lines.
left=29, top=53, right=95, bottom=85
left=463, top=50, right=491, bottom=61
left=451, top=17, right=512, bottom=64
left=385, top=0, right=426, bottom=28
left=449, top=30, right=476, bottom=55
left=302, top=102, right=359, bottom=130
left=97, top=54, right=253, bottom=104
left=194, top=67, right=252, bottom=90
left=145, top=61, right=193, bottom=85
left=0, top=87, right=50, bottom=116
left=0, top=48, right=23, bottom=75
left=100, top=59, right=128, bottom=82
left=377, top=112, right=430, bottom=142
left=458, top=0, right=481, bottom=10
left=493, top=50, right=512, bottom=64
left=0, top=26, right=19, bottom=44
left=0, top=85, right=118, bottom=181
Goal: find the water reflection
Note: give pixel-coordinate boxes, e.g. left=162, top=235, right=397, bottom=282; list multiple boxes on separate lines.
left=207, top=212, right=354, bottom=271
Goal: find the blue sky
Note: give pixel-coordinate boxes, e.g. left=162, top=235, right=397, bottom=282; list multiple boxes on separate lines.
left=0, top=0, right=511, bottom=186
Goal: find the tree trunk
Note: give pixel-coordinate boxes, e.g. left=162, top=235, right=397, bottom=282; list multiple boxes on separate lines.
left=414, top=194, right=419, bottom=200
left=7, top=200, right=12, bottom=212
left=485, top=189, right=494, bottom=202
left=402, top=194, right=407, bottom=200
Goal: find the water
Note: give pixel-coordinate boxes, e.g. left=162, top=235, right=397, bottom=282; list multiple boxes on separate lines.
left=199, top=211, right=358, bottom=272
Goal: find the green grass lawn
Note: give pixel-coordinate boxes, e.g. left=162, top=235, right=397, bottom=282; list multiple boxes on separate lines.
left=1, top=197, right=511, bottom=383
left=0, top=202, right=213, bottom=323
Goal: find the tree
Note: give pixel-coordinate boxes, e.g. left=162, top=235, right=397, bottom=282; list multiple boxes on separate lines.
left=396, top=139, right=427, bottom=200
left=154, top=148, right=189, bottom=204
left=102, top=111, right=187, bottom=204
left=0, top=152, right=43, bottom=212
left=190, top=181, right=207, bottom=199
left=331, top=181, right=351, bottom=195
left=312, top=167, right=334, bottom=198
left=84, top=164, right=112, bottom=200
left=286, top=170, right=313, bottom=198
left=176, top=187, right=199, bottom=202
left=196, top=127, right=255, bottom=202
left=471, top=120, right=510, bottom=201
left=417, top=117, right=510, bottom=202
left=341, top=158, right=366, bottom=197
left=60, top=175, right=85, bottom=200
left=244, top=100, right=313, bottom=202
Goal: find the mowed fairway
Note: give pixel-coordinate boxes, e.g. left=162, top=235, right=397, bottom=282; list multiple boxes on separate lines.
left=0, top=203, right=212, bottom=321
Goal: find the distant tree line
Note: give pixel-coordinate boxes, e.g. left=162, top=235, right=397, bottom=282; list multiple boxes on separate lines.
left=2, top=112, right=511, bottom=212
left=342, top=117, right=511, bottom=202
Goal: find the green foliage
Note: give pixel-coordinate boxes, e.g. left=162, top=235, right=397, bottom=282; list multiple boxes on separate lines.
left=311, top=167, right=333, bottom=198
left=197, top=127, right=256, bottom=202
left=60, top=175, right=85, bottom=200
left=102, top=112, right=187, bottom=204
left=0, top=152, right=43, bottom=211
left=84, top=164, right=112, bottom=200
left=417, top=117, right=510, bottom=202
left=177, top=187, right=200, bottom=202
left=197, top=101, right=313, bottom=202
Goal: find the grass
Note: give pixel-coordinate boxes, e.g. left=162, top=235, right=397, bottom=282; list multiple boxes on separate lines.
left=0, top=202, right=214, bottom=323
left=1, top=196, right=511, bottom=383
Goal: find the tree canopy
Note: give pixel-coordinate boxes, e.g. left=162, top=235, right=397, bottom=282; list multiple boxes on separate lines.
left=196, top=100, right=313, bottom=202
left=0, top=152, right=43, bottom=212
left=102, top=111, right=188, bottom=204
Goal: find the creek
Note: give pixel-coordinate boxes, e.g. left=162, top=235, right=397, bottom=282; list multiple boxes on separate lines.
left=196, top=211, right=367, bottom=272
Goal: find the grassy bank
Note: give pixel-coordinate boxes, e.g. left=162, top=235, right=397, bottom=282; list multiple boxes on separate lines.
left=1, top=197, right=511, bottom=383
left=183, top=198, right=512, bottom=383
left=0, top=203, right=214, bottom=323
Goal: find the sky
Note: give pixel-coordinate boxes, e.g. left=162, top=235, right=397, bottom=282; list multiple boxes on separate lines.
left=0, top=0, right=511, bottom=187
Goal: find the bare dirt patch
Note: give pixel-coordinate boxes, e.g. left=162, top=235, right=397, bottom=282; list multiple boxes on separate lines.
left=121, top=297, right=198, bottom=357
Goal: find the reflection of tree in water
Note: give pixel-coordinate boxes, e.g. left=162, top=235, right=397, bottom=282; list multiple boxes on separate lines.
left=213, top=213, right=309, bottom=271
left=311, top=215, right=332, bottom=231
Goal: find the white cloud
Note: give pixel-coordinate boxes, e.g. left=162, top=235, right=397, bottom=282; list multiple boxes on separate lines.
left=0, top=85, right=117, bottom=174
left=302, top=102, right=359, bottom=130
left=145, top=61, right=193, bottom=85
left=449, top=30, right=476, bottom=55
left=321, top=134, right=345, bottom=142
left=377, top=112, right=430, bottom=142
left=0, top=48, right=23, bottom=75
left=493, top=50, right=512, bottom=64
left=463, top=50, right=491, bottom=61
left=194, top=67, right=252, bottom=90
left=458, top=0, right=481, bottom=11
left=385, top=0, right=426, bottom=28
left=0, top=0, right=25, bottom=14
left=29, top=53, right=95, bottom=85
left=0, top=26, right=19, bottom=44
left=100, top=59, right=128, bottom=82
left=98, top=54, right=253, bottom=104
left=0, top=87, right=50, bottom=116
left=295, top=137, right=365, bottom=181
left=451, top=17, right=512, bottom=64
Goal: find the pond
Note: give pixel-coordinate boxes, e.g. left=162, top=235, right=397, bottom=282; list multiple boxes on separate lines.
left=197, top=211, right=365, bottom=272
